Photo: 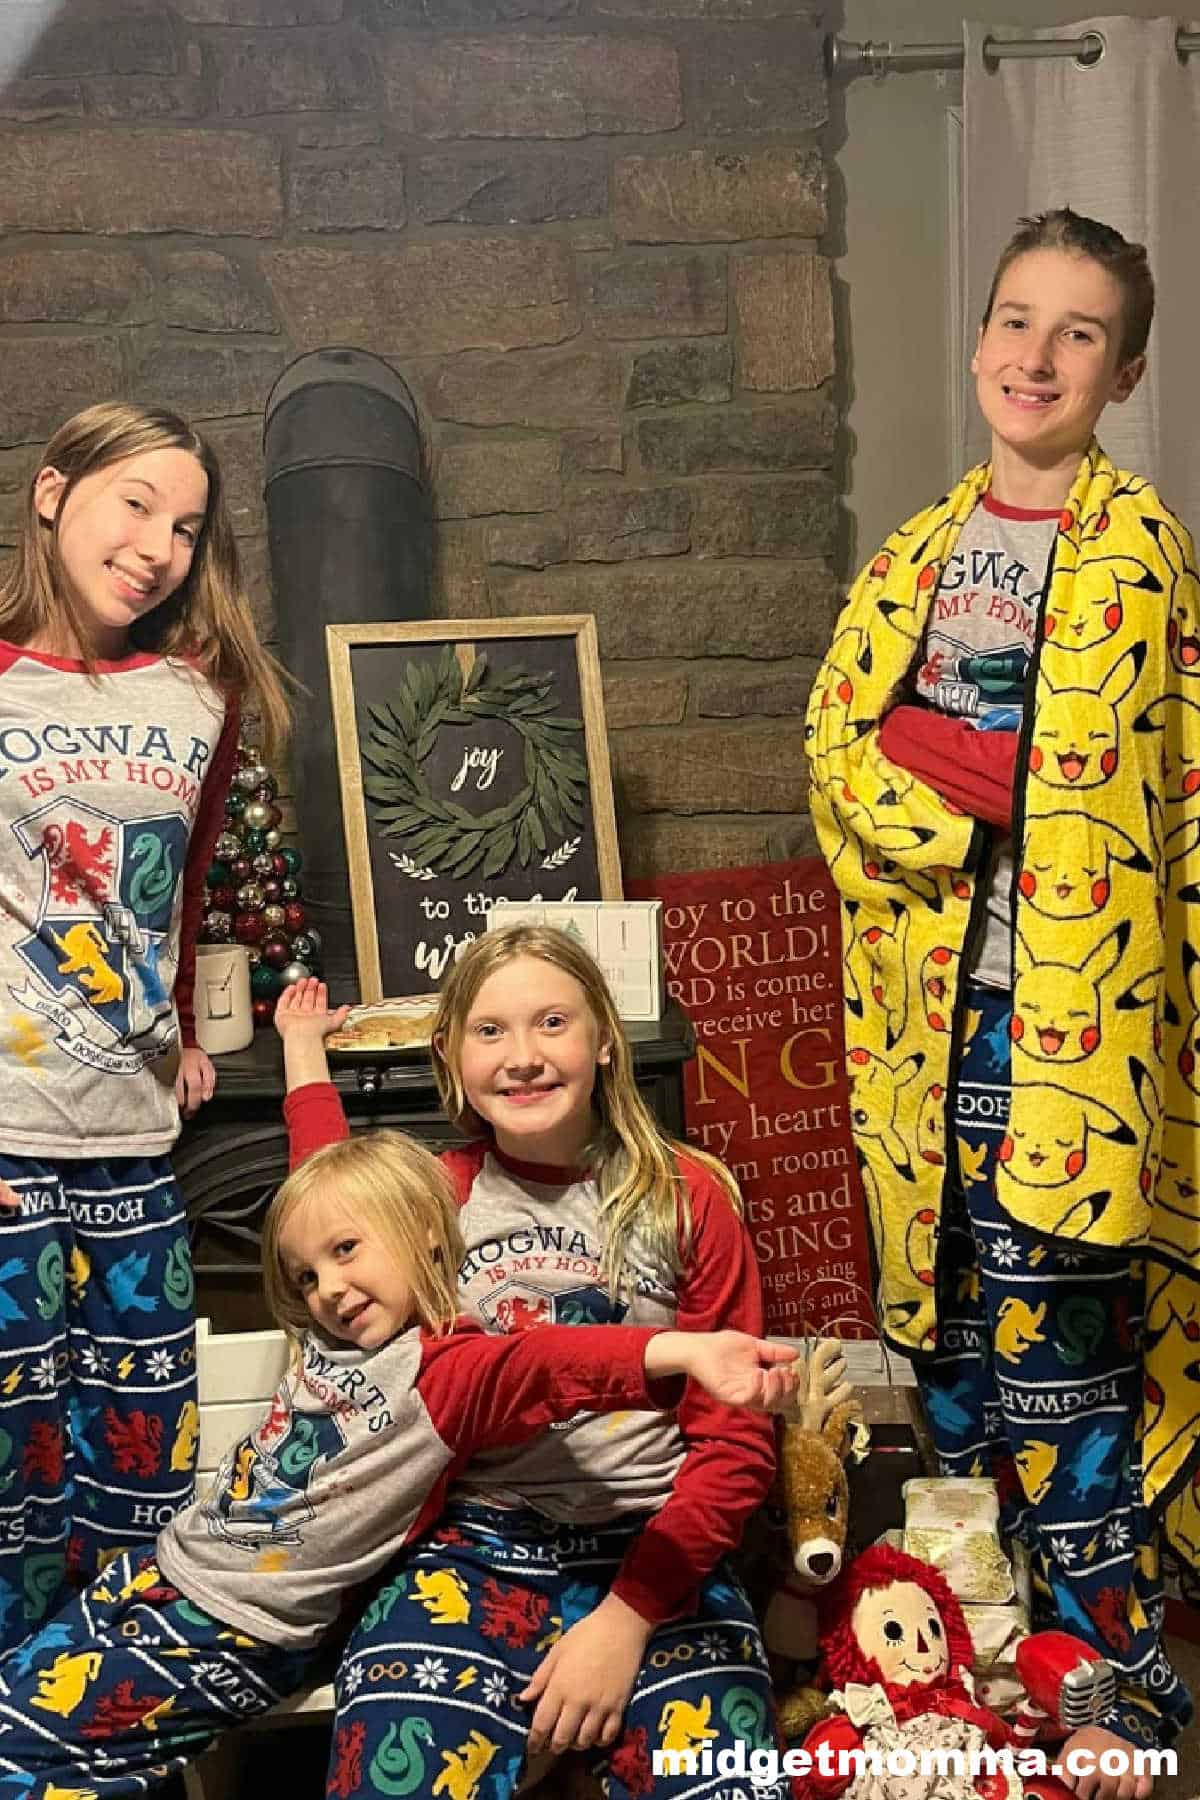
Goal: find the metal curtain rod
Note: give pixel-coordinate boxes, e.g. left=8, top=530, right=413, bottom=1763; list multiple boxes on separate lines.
left=828, top=30, right=1200, bottom=80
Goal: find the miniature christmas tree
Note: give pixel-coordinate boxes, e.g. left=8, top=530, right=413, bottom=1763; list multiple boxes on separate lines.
left=198, top=736, right=321, bottom=1028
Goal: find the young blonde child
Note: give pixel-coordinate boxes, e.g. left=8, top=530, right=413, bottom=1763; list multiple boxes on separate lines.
left=0, top=1098, right=794, bottom=1798
left=282, top=929, right=796, bottom=1800
left=0, top=402, right=289, bottom=1647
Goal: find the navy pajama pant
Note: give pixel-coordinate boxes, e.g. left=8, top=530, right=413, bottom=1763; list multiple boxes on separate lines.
left=328, top=1501, right=786, bottom=1800
left=0, top=1155, right=198, bottom=1654
left=920, top=985, right=1192, bottom=1749
left=0, top=1547, right=312, bottom=1796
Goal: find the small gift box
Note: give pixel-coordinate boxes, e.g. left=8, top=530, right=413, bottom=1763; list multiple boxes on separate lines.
left=903, top=1476, right=1001, bottom=1532
left=903, top=1526, right=1016, bottom=1604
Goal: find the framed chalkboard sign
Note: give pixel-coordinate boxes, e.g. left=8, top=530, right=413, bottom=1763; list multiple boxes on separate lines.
left=327, top=616, right=622, bottom=1003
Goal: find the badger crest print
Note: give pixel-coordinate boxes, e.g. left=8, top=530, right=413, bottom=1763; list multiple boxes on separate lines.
left=805, top=442, right=1200, bottom=1570
left=8, top=794, right=188, bottom=1073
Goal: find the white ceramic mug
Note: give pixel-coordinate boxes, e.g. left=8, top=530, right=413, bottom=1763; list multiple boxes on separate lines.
left=193, top=943, right=254, bottom=1055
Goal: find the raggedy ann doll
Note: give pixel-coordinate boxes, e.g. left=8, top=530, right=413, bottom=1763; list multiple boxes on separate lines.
left=796, top=1546, right=1117, bottom=1800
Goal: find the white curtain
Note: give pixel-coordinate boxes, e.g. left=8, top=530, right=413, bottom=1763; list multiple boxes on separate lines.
left=962, top=15, right=1200, bottom=529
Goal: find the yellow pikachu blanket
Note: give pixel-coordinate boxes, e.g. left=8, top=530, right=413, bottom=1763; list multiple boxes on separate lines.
left=805, top=442, right=1200, bottom=1568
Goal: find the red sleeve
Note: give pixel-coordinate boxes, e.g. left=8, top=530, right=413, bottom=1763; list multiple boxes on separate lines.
left=175, top=693, right=240, bottom=1048
left=283, top=1081, right=351, bottom=1170
left=608, top=1158, right=777, bottom=1625
left=418, top=1319, right=682, bottom=1451
left=878, top=704, right=1017, bottom=831
left=440, top=1143, right=488, bottom=1207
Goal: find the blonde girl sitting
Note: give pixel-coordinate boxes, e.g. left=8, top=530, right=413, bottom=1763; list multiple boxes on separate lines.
left=0, top=1109, right=794, bottom=1798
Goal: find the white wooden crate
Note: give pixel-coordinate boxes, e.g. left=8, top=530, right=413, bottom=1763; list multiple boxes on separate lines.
left=487, top=899, right=665, bottom=1021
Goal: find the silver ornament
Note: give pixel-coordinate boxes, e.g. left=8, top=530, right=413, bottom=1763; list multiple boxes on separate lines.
left=235, top=763, right=260, bottom=791
left=264, top=828, right=281, bottom=850
left=279, top=960, right=313, bottom=986
left=290, top=932, right=319, bottom=963
left=301, top=925, right=322, bottom=953
left=280, top=878, right=299, bottom=900
left=236, top=881, right=265, bottom=911
left=201, top=909, right=232, bottom=942
left=242, top=800, right=272, bottom=831
left=215, top=831, right=241, bottom=862
left=263, top=904, right=286, bottom=930
left=246, top=946, right=263, bottom=968
left=252, top=852, right=276, bottom=878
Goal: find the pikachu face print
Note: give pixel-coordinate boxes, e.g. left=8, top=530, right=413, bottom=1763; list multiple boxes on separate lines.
left=1028, top=645, right=1145, bottom=792
left=1133, top=694, right=1200, bottom=805
left=1010, top=920, right=1131, bottom=1064
left=996, top=1081, right=1136, bottom=1192
left=1043, top=555, right=1162, bottom=654
left=1017, top=813, right=1151, bottom=922
left=1143, top=511, right=1200, bottom=680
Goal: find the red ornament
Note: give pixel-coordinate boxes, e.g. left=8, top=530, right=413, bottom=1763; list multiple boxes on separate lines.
left=271, top=852, right=289, bottom=878
left=230, top=856, right=252, bottom=883
left=210, top=884, right=236, bottom=913
left=234, top=911, right=268, bottom=946
left=283, top=902, right=307, bottom=934
left=261, top=879, right=283, bottom=904
left=262, top=933, right=292, bottom=970
left=252, top=997, right=276, bottom=1027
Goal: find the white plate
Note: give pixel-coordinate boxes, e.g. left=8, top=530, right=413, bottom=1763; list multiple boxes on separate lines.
left=326, top=995, right=438, bottom=1055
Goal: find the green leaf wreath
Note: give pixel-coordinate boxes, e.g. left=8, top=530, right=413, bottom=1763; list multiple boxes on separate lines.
left=360, top=644, right=588, bottom=881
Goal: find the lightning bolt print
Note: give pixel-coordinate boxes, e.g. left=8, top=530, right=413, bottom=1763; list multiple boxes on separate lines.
left=2, top=1365, right=23, bottom=1396
left=117, top=1352, right=135, bottom=1381
left=455, top=1667, right=477, bottom=1692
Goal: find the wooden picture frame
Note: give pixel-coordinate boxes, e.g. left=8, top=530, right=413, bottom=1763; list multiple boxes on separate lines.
left=327, top=616, right=622, bottom=1004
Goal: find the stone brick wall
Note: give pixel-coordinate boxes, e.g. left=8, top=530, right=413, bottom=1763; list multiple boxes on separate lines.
left=0, top=0, right=836, bottom=879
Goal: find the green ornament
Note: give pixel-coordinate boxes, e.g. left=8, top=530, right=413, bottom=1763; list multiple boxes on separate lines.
left=206, top=861, right=230, bottom=890
left=224, top=789, right=247, bottom=817
left=279, top=846, right=303, bottom=876
left=244, top=827, right=267, bottom=854
left=251, top=963, right=283, bottom=999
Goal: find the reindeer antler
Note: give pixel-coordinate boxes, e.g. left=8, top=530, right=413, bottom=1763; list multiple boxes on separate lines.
left=789, top=1337, right=856, bottom=1432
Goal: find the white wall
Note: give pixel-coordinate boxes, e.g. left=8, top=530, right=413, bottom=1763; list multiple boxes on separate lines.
left=834, top=0, right=1176, bottom=572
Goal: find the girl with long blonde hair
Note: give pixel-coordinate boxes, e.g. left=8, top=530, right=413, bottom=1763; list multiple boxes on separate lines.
left=0, top=401, right=288, bottom=1649
left=283, top=931, right=787, bottom=1800
left=0, top=1032, right=796, bottom=1796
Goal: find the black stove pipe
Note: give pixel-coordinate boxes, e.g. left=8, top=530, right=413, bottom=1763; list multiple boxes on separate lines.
left=262, top=347, right=430, bottom=1000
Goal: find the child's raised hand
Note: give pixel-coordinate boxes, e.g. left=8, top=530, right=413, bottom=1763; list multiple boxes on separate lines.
left=273, top=978, right=350, bottom=1040
left=274, top=978, right=350, bottom=1092
left=646, top=1329, right=801, bottom=1412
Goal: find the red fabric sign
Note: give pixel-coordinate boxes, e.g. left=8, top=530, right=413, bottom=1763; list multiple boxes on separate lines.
left=630, top=859, right=876, bottom=1339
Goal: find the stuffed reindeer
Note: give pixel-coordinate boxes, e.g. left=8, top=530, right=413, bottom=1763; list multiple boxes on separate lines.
left=765, top=1338, right=866, bottom=1740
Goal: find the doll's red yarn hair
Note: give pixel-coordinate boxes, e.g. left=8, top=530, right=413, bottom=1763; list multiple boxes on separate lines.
left=818, top=1543, right=975, bottom=1690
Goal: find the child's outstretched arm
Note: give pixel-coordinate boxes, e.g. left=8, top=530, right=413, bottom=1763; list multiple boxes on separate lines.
left=644, top=1328, right=799, bottom=1412
left=276, top=978, right=352, bottom=1168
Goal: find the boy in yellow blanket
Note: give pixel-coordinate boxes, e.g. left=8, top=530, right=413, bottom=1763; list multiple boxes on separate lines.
left=806, top=210, right=1199, bottom=1800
